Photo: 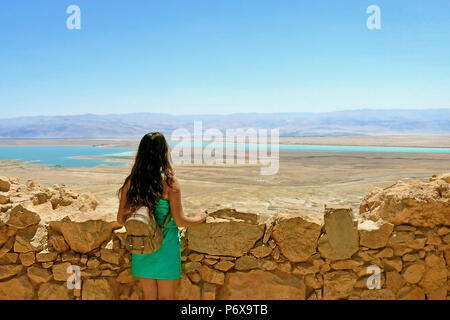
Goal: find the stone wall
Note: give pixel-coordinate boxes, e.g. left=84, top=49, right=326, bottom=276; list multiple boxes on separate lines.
left=0, top=174, right=449, bottom=300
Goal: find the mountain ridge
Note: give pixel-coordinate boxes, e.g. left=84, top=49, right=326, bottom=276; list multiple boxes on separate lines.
left=1, top=109, right=449, bottom=138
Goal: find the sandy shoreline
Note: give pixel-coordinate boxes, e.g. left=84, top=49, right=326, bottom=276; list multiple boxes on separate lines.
left=1, top=134, right=450, bottom=148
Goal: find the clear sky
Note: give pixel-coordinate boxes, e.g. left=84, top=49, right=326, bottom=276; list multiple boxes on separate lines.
left=1, top=0, right=449, bottom=117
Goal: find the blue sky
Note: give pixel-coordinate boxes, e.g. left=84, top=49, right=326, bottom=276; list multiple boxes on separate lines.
left=1, top=0, right=449, bottom=117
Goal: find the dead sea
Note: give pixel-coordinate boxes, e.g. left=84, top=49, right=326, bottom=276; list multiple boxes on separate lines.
left=0, top=135, right=449, bottom=222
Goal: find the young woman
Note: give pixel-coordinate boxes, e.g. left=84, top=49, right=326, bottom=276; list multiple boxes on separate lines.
left=117, top=132, right=208, bottom=300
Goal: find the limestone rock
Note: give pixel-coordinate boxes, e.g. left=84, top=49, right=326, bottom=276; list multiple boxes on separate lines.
left=0, top=275, right=34, bottom=300
left=0, top=252, right=18, bottom=264
left=0, top=237, right=14, bottom=258
left=187, top=209, right=265, bottom=257
left=420, top=254, right=447, bottom=300
left=113, top=226, right=127, bottom=248
left=262, top=218, right=274, bottom=244
left=330, top=259, right=363, bottom=271
left=176, top=274, right=201, bottom=300
left=360, top=178, right=450, bottom=227
left=358, top=219, right=394, bottom=249
left=100, top=248, right=120, bottom=265
left=188, top=253, right=204, bottom=262
left=52, top=262, right=72, bottom=281
left=0, top=176, right=10, bottom=192
left=318, top=207, right=359, bottom=260
left=8, top=177, right=19, bottom=184
left=61, top=251, right=80, bottom=264
left=234, top=255, right=260, bottom=271
left=430, top=173, right=450, bottom=183
left=388, top=231, right=415, bottom=245
left=82, top=277, right=117, bottom=300
left=261, top=260, right=278, bottom=271
left=50, top=217, right=117, bottom=253
left=77, top=193, right=99, bottom=212
left=0, top=195, right=9, bottom=205
left=14, top=224, right=48, bottom=253
left=323, top=271, right=358, bottom=300
left=50, top=194, right=73, bottom=210
left=271, top=211, right=322, bottom=262
left=19, top=252, right=35, bottom=266
left=0, top=264, right=23, bottom=280
left=187, top=271, right=201, bottom=284
left=292, top=263, right=318, bottom=276
left=182, top=261, right=202, bottom=274
left=277, top=262, right=292, bottom=273
left=218, top=270, right=306, bottom=300
left=202, top=283, right=216, bottom=300
left=397, top=285, right=426, bottom=300
left=383, top=257, right=403, bottom=272
left=41, top=262, right=54, bottom=269
left=304, top=274, right=322, bottom=289
left=27, top=265, right=53, bottom=284
left=391, top=244, right=414, bottom=256
left=386, top=271, right=406, bottom=294
left=116, top=268, right=134, bottom=284
left=32, top=192, right=49, bottom=205
left=401, top=262, right=425, bottom=284
left=87, top=257, right=100, bottom=269
left=38, top=282, right=73, bottom=300
left=250, top=244, right=272, bottom=258
left=3, top=204, right=40, bottom=229
left=197, top=265, right=225, bottom=285
left=360, top=289, right=396, bottom=300
left=49, top=234, right=69, bottom=252
left=213, top=260, right=235, bottom=272
left=0, top=225, right=8, bottom=246
left=271, top=247, right=281, bottom=260
left=81, top=269, right=102, bottom=278
left=202, top=258, right=217, bottom=266
left=36, top=250, right=58, bottom=262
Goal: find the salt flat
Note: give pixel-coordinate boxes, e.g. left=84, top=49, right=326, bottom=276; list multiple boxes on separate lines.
left=0, top=135, right=449, bottom=222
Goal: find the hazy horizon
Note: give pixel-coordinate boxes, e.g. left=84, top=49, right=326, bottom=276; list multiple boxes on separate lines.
left=2, top=107, right=450, bottom=121
left=1, top=109, right=449, bottom=139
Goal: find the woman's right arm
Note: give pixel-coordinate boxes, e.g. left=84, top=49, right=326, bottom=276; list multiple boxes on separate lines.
left=168, top=176, right=208, bottom=228
left=117, top=179, right=132, bottom=226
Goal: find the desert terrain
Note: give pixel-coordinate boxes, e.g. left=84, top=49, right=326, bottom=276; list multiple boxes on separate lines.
left=0, top=135, right=449, bottom=222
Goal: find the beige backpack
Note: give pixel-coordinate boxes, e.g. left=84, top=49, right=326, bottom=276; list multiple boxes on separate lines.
left=124, top=206, right=171, bottom=254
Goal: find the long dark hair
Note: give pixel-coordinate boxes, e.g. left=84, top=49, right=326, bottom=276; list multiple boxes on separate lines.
left=118, top=132, right=174, bottom=211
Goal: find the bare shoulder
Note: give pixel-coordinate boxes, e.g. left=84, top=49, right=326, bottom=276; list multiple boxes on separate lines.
left=121, top=178, right=131, bottom=195
left=168, top=175, right=181, bottom=193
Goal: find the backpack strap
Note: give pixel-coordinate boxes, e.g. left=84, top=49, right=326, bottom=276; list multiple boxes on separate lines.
left=162, top=212, right=171, bottom=229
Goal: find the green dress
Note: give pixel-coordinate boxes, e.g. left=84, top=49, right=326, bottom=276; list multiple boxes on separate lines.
left=131, top=198, right=181, bottom=279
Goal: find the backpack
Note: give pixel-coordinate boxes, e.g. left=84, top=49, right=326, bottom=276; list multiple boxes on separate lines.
left=124, top=206, right=171, bottom=255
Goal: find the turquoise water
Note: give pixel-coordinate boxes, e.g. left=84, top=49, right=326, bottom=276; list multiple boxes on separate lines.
left=0, top=143, right=449, bottom=168
left=0, top=145, right=135, bottom=167
left=168, top=141, right=450, bottom=154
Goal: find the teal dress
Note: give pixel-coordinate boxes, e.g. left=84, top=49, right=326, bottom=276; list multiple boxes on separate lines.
left=131, top=198, right=181, bottom=279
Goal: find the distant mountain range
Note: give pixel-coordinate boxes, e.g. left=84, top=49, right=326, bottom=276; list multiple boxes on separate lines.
left=1, top=109, right=449, bottom=139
